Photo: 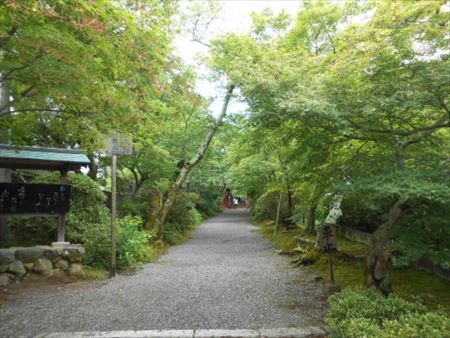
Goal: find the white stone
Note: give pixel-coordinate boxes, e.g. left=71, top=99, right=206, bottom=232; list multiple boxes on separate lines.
left=195, top=329, right=260, bottom=337
left=51, top=241, right=71, bottom=248
left=39, top=330, right=195, bottom=337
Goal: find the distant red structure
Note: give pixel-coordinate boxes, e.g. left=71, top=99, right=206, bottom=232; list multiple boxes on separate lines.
left=222, top=191, right=232, bottom=209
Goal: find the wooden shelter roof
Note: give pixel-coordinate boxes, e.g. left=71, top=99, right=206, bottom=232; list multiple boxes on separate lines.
left=0, top=144, right=90, bottom=171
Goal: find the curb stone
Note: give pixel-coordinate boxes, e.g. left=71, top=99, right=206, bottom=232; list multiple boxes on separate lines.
left=34, top=330, right=195, bottom=338
left=33, top=327, right=328, bottom=338
left=195, top=329, right=260, bottom=338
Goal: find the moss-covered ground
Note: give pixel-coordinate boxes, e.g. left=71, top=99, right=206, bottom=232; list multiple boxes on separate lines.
left=257, top=220, right=450, bottom=314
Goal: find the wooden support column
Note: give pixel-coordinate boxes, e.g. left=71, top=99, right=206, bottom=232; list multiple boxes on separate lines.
left=0, top=168, right=12, bottom=246
left=110, top=154, right=117, bottom=278
left=57, top=169, right=68, bottom=242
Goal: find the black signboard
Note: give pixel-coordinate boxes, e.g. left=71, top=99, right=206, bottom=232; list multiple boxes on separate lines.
left=0, top=183, right=71, bottom=215
left=319, top=224, right=338, bottom=253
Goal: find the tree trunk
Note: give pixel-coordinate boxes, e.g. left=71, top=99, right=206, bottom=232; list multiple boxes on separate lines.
left=87, top=154, right=98, bottom=180
left=287, top=188, right=293, bottom=216
left=145, top=191, right=161, bottom=231
left=306, top=203, right=317, bottom=234
left=274, top=190, right=283, bottom=236
left=156, top=83, right=235, bottom=240
left=366, top=197, right=407, bottom=295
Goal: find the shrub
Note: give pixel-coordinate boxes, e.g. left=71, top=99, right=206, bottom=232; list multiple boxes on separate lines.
left=83, top=216, right=154, bottom=269
left=193, top=189, right=223, bottom=217
left=253, top=189, right=291, bottom=223
left=164, top=192, right=202, bottom=245
left=328, top=287, right=450, bottom=338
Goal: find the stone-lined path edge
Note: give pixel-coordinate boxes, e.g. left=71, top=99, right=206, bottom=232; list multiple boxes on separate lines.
left=35, top=326, right=331, bottom=338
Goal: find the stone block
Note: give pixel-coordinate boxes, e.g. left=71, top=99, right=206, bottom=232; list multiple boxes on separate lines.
left=64, top=245, right=85, bottom=263
left=52, top=268, right=66, bottom=278
left=8, top=260, right=26, bottom=276
left=0, top=273, right=10, bottom=287
left=51, top=241, right=71, bottom=248
left=195, top=329, right=260, bottom=337
left=24, top=263, right=34, bottom=271
left=0, top=264, right=9, bottom=273
left=0, top=248, right=16, bottom=265
left=43, top=247, right=61, bottom=262
left=55, top=259, right=69, bottom=270
left=68, top=263, right=84, bottom=277
left=33, top=257, right=53, bottom=276
left=15, top=247, right=46, bottom=263
left=38, top=331, right=194, bottom=338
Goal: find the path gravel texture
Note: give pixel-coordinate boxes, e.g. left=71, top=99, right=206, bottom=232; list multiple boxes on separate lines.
left=0, top=209, right=327, bottom=337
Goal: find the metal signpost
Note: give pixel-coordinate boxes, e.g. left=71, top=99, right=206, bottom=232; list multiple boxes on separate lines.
left=105, top=132, right=132, bottom=278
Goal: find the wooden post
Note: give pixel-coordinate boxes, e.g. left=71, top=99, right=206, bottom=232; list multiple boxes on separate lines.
left=0, top=168, right=12, bottom=246
left=110, top=154, right=117, bottom=278
left=328, top=252, right=335, bottom=284
left=57, top=170, right=68, bottom=242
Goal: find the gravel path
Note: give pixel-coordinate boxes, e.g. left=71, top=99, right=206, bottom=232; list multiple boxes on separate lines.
left=0, top=209, right=327, bottom=337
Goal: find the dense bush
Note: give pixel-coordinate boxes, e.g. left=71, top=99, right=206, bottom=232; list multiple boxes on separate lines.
left=328, top=287, right=450, bottom=338
left=253, top=189, right=291, bottom=223
left=164, top=192, right=202, bottom=245
left=338, top=194, right=389, bottom=233
left=193, top=189, right=223, bottom=217
left=83, top=216, right=154, bottom=269
left=391, top=201, right=450, bottom=269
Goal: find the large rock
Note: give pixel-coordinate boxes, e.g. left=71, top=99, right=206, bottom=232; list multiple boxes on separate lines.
left=33, top=257, right=53, bottom=276
left=64, top=245, right=85, bottom=263
left=42, top=247, right=60, bottom=262
left=8, top=260, right=26, bottom=276
left=55, top=259, right=69, bottom=270
left=24, top=263, right=34, bottom=271
left=52, top=268, right=66, bottom=278
left=15, top=247, right=46, bottom=263
left=0, top=264, right=9, bottom=273
left=0, top=273, right=9, bottom=287
left=0, top=249, right=16, bottom=265
left=0, top=273, right=14, bottom=287
left=68, top=263, right=84, bottom=277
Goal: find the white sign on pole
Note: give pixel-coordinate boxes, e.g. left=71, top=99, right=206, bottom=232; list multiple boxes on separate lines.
left=101, top=131, right=133, bottom=155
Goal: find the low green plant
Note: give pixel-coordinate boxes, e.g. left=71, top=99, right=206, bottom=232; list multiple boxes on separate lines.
left=83, top=216, right=154, bottom=270
left=328, top=287, right=450, bottom=338
left=164, top=192, right=203, bottom=245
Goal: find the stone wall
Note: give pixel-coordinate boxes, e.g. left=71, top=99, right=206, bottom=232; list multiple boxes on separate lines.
left=0, top=243, right=85, bottom=287
left=336, top=224, right=372, bottom=245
